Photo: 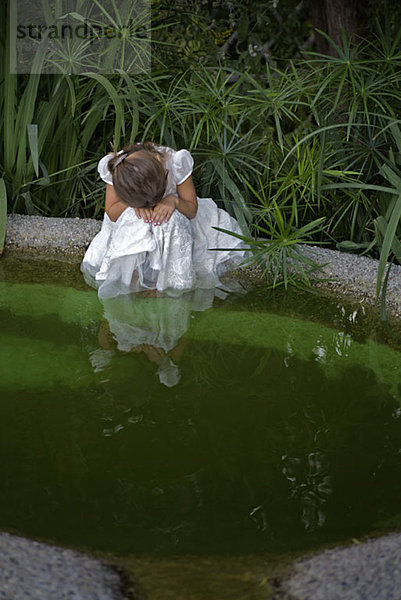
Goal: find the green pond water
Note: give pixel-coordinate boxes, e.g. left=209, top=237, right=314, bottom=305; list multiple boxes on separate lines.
left=1, top=255, right=401, bottom=559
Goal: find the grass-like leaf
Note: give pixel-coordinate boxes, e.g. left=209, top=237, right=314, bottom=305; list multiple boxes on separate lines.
left=0, top=179, right=7, bottom=255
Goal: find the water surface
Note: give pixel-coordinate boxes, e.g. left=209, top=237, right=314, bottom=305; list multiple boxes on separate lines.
left=1, top=255, right=401, bottom=558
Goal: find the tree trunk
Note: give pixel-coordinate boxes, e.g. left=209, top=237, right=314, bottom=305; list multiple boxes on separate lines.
left=311, top=0, right=367, bottom=55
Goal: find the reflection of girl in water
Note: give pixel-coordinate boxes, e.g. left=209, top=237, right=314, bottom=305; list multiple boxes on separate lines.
left=98, top=323, right=186, bottom=388
left=97, top=294, right=190, bottom=387
left=90, top=290, right=221, bottom=387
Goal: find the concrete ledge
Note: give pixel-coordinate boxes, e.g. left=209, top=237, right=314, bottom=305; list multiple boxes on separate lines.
left=5, top=214, right=101, bottom=258
left=279, top=532, right=401, bottom=600
left=0, top=532, right=126, bottom=600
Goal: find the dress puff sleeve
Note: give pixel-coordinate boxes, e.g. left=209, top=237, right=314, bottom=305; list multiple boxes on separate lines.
left=172, top=149, right=194, bottom=185
left=97, top=153, right=114, bottom=185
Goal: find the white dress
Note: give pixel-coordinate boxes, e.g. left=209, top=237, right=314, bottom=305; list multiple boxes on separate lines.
left=81, top=146, right=247, bottom=299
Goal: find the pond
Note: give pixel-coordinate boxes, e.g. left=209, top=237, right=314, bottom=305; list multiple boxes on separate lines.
left=1, top=254, right=401, bottom=562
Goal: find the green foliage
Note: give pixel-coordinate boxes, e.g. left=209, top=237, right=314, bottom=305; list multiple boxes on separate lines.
left=285, top=27, right=401, bottom=316
left=217, top=201, right=327, bottom=290
left=150, top=0, right=313, bottom=71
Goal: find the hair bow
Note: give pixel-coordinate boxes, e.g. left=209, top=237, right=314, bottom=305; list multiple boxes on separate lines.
left=112, top=152, right=128, bottom=170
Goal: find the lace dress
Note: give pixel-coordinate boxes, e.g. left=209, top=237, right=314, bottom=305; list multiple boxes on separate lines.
left=81, top=146, right=246, bottom=299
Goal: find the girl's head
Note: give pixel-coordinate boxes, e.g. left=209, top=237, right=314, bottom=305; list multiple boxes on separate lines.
left=107, top=142, right=167, bottom=208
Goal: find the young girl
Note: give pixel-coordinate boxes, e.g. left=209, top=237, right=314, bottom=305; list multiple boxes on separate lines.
left=81, top=141, right=246, bottom=299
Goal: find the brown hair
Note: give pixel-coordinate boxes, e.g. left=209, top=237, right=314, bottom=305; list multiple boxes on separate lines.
left=107, top=141, right=167, bottom=208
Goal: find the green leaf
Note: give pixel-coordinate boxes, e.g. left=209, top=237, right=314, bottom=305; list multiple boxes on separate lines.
left=376, top=215, right=401, bottom=262
left=337, top=240, right=372, bottom=250
left=21, top=191, right=35, bottom=215
left=82, top=72, right=125, bottom=149
left=376, top=192, right=401, bottom=298
left=0, top=179, right=7, bottom=255
left=380, top=258, right=393, bottom=323
left=27, top=124, right=39, bottom=177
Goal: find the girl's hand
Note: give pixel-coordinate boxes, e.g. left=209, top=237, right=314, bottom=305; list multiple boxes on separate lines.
left=151, top=195, right=178, bottom=225
left=134, top=207, right=154, bottom=223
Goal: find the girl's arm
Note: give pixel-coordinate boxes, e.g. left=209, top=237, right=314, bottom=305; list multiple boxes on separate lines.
left=151, top=175, right=198, bottom=225
left=105, top=176, right=198, bottom=224
left=174, top=175, right=198, bottom=219
left=105, top=184, right=127, bottom=222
